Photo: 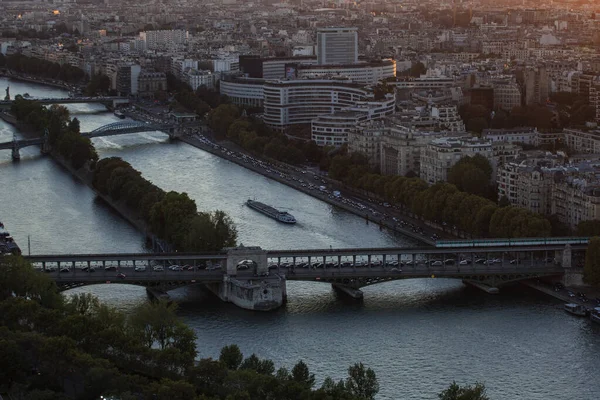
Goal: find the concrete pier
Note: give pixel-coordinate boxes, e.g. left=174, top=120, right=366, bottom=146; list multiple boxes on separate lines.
left=332, top=283, right=364, bottom=299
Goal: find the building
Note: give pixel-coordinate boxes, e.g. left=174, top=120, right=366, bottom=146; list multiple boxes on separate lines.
left=348, top=119, right=385, bottom=168
left=492, top=79, right=522, bottom=111
left=184, top=69, right=216, bottom=91
left=431, top=105, right=465, bottom=132
left=138, top=72, right=167, bottom=98
left=523, top=66, right=549, bottom=106
left=116, top=64, right=141, bottom=96
left=297, top=60, right=396, bottom=85
left=316, top=27, right=358, bottom=65
left=311, top=94, right=395, bottom=147
left=553, top=178, right=600, bottom=229
left=262, top=78, right=368, bottom=130
left=219, top=76, right=265, bottom=107
left=140, top=29, right=188, bottom=50
left=311, top=111, right=365, bottom=147
left=563, top=128, right=600, bottom=154
left=420, top=136, right=495, bottom=184
left=482, top=127, right=538, bottom=146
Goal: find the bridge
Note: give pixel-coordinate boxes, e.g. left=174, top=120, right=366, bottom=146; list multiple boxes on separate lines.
left=1, top=121, right=179, bottom=160
left=25, top=239, right=583, bottom=310
left=0, top=96, right=130, bottom=108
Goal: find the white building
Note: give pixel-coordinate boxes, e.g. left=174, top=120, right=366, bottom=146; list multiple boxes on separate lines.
left=263, top=78, right=368, bottom=130
left=316, top=27, right=358, bottom=65
left=311, top=95, right=396, bottom=147
left=297, top=60, right=396, bottom=86
left=219, top=77, right=265, bottom=107
left=482, top=128, right=538, bottom=146
left=140, top=29, right=189, bottom=50
left=420, top=136, right=494, bottom=184
left=184, top=69, right=216, bottom=91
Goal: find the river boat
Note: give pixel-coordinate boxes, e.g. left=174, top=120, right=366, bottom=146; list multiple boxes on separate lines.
left=564, top=303, right=588, bottom=317
left=246, top=200, right=296, bottom=224
left=590, top=307, right=600, bottom=324
left=0, top=221, right=21, bottom=255
left=114, top=110, right=125, bottom=119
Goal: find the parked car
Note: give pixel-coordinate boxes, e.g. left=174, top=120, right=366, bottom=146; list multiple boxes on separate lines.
left=59, top=267, right=70, bottom=273
left=459, top=259, right=471, bottom=265
left=105, top=266, right=117, bottom=271
left=430, top=260, right=443, bottom=266
left=134, top=265, right=146, bottom=272
left=153, top=266, right=164, bottom=272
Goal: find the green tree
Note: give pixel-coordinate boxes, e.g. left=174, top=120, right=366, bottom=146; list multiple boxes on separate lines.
left=584, top=236, right=600, bottom=286
left=220, top=344, right=244, bottom=370
left=291, top=360, right=315, bottom=388
left=345, top=363, right=379, bottom=400
left=438, top=381, right=489, bottom=400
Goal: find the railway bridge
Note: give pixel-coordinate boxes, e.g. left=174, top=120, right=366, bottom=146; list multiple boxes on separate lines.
left=25, top=237, right=587, bottom=311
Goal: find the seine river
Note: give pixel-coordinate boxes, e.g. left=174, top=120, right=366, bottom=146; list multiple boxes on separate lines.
left=0, top=78, right=599, bottom=399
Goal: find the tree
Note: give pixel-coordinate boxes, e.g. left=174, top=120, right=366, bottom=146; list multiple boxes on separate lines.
left=345, top=363, right=379, bottom=400
left=438, top=382, right=489, bottom=400
left=291, top=360, right=315, bottom=388
left=220, top=344, right=244, bottom=370
left=466, top=117, right=488, bottom=134
left=584, top=236, right=600, bottom=286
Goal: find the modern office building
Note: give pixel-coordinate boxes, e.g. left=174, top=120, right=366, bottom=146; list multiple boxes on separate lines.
left=262, top=78, right=368, bottom=130
left=316, top=27, right=358, bottom=65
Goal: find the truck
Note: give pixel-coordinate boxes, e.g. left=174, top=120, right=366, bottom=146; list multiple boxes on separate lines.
left=333, top=190, right=341, bottom=198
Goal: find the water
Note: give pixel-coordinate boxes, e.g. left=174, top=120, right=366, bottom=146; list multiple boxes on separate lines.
left=1, top=78, right=599, bottom=399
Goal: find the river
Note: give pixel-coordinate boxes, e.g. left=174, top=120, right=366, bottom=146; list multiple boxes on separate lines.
left=0, top=77, right=598, bottom=400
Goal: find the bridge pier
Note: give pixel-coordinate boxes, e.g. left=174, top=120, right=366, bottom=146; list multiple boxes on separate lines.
left=462, top=280, right=500, bottom=294
left=332, top=283, right=364, bottom=299
left=204, top=246, right=285, bottom=311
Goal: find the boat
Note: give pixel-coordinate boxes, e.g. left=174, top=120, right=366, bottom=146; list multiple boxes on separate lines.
left=114, top=110, right=125, bottom=119
left=0, top=222, right=21, bottom=255
left=590, top=308, right=600, bottom=324
left=564, top=303, right=588, bottom=317
left=246, top=200, right=296, bottom=224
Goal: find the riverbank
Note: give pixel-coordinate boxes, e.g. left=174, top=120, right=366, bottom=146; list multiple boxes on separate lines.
left=0, top=70, right=77, bottom=91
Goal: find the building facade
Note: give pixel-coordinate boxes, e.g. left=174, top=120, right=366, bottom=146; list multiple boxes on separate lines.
left=316, top=27, right=358, bottom=65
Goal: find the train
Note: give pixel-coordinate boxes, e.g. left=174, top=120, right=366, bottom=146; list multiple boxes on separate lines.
left=435, top=237, right=590, bottom=248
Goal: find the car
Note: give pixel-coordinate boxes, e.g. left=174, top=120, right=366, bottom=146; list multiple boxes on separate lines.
left=475, top=258, right=486, bottom=264
left=207, top=265, right=222, bottom=271
left=105, top=266, right=117, bottom=271
left=169, top=265, right=183, bottom=271
left=59, top=267, right=70, bottom=273
left=182, top=265, right=193, bottom=270
left=509, top=259, right=521, bottom=264
left=81, top=266, right=96, bottom=272
left=134, top=266, right=146, bottom=272
left=238, top=264, right=250, bottom=270
left=153, top=266, right=164, bottom=272
left=459, top=259, right=471, bottom=265
left=117, top=273, right=126, bottom=279
left=444, top=259, right=455, bottom=265
left=430, top=260, right=443, bottom=266
left=391, top=268, right=402, bottom=273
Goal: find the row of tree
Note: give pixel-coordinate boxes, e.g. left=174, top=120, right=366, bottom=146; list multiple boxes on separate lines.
left=11, top=96, right=98, bottom=169
left=0, top=255, right=490, bottom=399
left=0, top=53, right=85, bottom=83
left=93, top=157, right=238, bottom=252
left=328, top=153, right=551, bottom=238
left=208, top=103, right=326, bottom=165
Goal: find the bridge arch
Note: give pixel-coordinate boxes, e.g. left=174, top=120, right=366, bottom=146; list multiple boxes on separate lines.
left=89, top=121, right=153, bottom=135
left=57, top=279, right=203, bottom=293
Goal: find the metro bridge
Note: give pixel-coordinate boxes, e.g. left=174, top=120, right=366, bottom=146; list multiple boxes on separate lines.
left=25, top=238, right=583, bottom=309
left=0, top=121, right=179, bottom=160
